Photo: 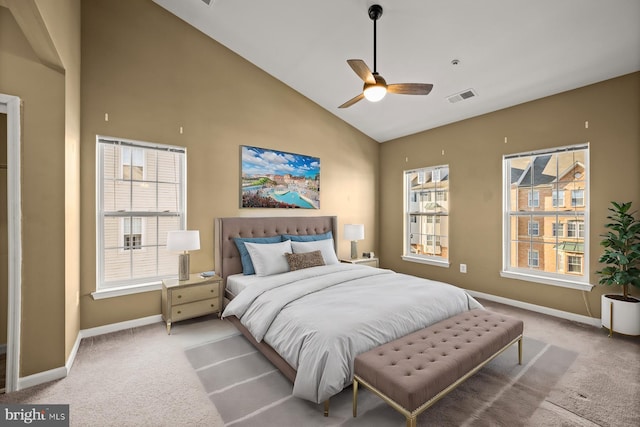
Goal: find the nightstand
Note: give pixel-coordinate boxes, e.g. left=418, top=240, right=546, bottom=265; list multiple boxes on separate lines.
left=161, top=273, right=222, bottom=334
left=340, top=257, right=379, bottom=268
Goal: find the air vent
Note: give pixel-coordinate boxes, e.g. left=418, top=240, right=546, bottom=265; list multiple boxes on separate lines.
left=446, top=89, right=477, bottom=104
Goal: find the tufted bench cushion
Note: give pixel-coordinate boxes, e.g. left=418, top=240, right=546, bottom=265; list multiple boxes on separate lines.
left=353, top=308, right=523, bottom=426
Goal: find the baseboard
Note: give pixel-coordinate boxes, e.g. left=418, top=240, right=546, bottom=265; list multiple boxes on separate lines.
left=79, top=314, right=163, bottom=339
left=18, top=366, right=67, bottom=391
left=467, top=290, right=601, bottom=327
left=16, top=315, right=163, bottom=391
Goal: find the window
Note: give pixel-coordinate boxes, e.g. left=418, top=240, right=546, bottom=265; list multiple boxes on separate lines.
left=97, top=136, right=186, bottom=294
left=552, top=190, right=565, bottom=207
left=502, top=144, right=590, bottom=290
left=567, top=220, right=585, bottom=238
left=571, top=189, right=584, bottom=207
left=568, top=255, right=582, bottom=273
left=123, top=217, right=142, bottom=250
left=403, top=165, right=449, bottom=266
left=552, top=223, right=564, bottom=237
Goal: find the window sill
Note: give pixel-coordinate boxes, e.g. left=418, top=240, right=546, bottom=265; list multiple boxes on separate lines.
left=91, top=281, right=162, bottom=300
left=402, top=255, right=450, bottom=268
left=500, top=270, right=594, bottom=291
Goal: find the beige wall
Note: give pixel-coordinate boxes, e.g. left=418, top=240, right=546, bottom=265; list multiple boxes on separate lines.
left=79, top=0, right=379, bottom=328
left=380, top=72, right=640, bottom=318
left=0, top=5, right=67, bottom=376
left=36, top=0, right=82, bottom=373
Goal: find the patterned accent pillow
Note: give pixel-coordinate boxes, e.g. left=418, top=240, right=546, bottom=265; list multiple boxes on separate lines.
left=285, top=250, right=325, bottom=271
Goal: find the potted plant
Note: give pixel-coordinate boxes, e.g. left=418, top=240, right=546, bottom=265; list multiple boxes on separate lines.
left=596, top=201, right=640, bottom=336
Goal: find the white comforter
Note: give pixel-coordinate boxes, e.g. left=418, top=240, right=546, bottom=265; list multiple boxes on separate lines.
left=222, top=264, right=482, bottom=403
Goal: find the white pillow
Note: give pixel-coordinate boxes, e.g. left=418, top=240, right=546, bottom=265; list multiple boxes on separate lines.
left=245, top=240, right=292, bottom=276
left=291, top=239, right=339, bottom=265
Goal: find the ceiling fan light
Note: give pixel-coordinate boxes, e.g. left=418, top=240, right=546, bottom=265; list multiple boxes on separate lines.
left=364, top=85, right=387, bottom=102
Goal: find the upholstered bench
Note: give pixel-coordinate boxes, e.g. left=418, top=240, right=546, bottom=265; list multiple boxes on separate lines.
left=352, top=308, right=524, bottom=427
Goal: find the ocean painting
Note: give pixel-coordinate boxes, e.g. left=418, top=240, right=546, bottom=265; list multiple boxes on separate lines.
left=241, top=146, right=320, bottom=209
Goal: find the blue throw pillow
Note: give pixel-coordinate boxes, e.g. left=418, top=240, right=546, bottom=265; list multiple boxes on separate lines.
left=281, top=230, right=333, bottom=242
left=233, top=236, right=283, bottom=275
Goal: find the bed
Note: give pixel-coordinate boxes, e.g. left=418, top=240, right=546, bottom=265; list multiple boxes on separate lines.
left=215, top=216, right=482, bottom=406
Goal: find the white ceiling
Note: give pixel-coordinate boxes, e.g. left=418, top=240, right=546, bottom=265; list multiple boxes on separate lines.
left=153, top=0, right=640, bottom=142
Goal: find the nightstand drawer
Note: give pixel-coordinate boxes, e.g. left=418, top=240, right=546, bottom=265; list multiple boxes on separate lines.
left=171, top=298, right=220, bottom=321
left=171, top=283, right=218, bottom=305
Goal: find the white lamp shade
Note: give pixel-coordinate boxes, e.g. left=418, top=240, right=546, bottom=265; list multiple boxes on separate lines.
left=167, top=230, right=200, bottom=252
left=343, top=224, right=365, bottom=241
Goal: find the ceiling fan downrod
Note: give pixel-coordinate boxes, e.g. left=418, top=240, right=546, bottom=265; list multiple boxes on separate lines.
left=369, top=4, right=383, bottom=74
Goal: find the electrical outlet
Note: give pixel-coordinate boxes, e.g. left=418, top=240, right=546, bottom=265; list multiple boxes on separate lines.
left=460, top=264, right=467, bottom=273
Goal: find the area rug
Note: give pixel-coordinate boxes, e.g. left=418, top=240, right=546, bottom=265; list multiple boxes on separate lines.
left=185, top=333, right=577, bottom=426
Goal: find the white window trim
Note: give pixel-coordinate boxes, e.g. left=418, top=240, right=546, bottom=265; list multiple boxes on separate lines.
left=92, top=281, right=162, bottom=300
left=499, top=270, right=593, bottom=291
left=528, top=190, right=539, bottom=207
left=402, top=254, right=451, bottom=268
left=501, top=143, right=590, bottom=291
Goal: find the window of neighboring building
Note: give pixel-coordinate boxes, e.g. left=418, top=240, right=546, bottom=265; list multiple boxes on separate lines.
left=96, top=136, right=186, bottom=295
left=123, top=217, right=143, bottom=250
left=501, top=144, right=590, bottom=290
left=552, top=190, right=565, bottom=207
left=571, top=189, right=584, bottom=207
left=567, top=220, right=585, bottom=238
left=403, top=165, right=450, bottom=267
left=568, top=255, right=582, bottom=273
left=552, top=223, right=564, bottom=237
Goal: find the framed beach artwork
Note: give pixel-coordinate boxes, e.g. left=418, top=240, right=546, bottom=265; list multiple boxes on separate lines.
left=240, top=146, right=320, bottom=209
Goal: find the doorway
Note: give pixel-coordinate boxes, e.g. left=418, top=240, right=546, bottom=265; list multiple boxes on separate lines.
left=0, top=94, right=22, bottom=393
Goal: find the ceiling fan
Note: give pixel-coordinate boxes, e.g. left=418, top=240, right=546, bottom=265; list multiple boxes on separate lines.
left=339, top=4, right=433, bottom=109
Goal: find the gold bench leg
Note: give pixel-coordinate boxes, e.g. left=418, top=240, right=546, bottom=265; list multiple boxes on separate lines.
left=353, top=378, right=359, bottom=417
left=518, top=337, right=523, bottom=365
left=407, top=415, right=417, bottom=427
left=324, top=399, right=329, bottom=417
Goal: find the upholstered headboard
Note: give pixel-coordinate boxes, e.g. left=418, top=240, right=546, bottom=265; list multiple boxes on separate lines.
left=214, top=216, right=338, bottom=284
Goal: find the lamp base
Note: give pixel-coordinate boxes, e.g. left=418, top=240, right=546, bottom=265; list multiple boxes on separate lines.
left=351, top=241, right=358, bottom=259
left=178, top=253, right=190, bottom=280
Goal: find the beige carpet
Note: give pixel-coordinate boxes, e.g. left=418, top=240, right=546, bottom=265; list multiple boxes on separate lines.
left=0, top=319, right=229, bottom=427
left=0, top=300, right=638, bottom=426
left=186, top=332, right=577, bottom=426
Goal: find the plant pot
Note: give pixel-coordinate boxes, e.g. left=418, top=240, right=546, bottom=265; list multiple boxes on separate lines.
left=601, top=294, right=640, bottom=336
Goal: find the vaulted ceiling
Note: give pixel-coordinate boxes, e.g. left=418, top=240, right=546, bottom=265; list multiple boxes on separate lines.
left=153, top=0, right=640, bottom=142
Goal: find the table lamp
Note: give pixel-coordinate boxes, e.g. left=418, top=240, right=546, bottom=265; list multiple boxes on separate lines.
left=344, top=224, right=364, bottom=260
left=167, top=230, right=200, bottom=280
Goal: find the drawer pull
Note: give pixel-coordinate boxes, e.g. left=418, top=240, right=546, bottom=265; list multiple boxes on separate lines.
left=210, top=289, right=214, bottom=293
left=177, top=295, right=182, bottom=299
left=177, top=310, right=181, bottom=314
left=211, top=304, right=214, bottom=307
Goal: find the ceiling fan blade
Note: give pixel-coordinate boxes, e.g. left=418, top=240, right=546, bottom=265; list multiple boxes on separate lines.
left=347, top=59, right=375, bottom=84
left=338, top=93, right=365, bottom=109
left=388, top=83, right=434, bottom=95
